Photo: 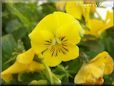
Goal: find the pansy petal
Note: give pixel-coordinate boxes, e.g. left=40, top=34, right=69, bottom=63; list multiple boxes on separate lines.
left=61, top=45, right=79, bottom=62
left=82, top=6, right=90, bottom=22
left=56, top=0, right=66, bottom=10
left=1, top=74, right=13, bottom=83
left=16, top=48, right=35, bottom=64
left=53, top=12, right=79, bottom=27
left=74, top=64, right=104, bottom=84
left=90, top=51, right=113, bottom=74
left=30, top=12, right=82, bottom=33
left=1, top=62, right=27, bottom=75
left=41, top=50, right=62, bottom=67
left=1, top=61, right=27, bottom=82
left=56, top=22, right=82, bottom=45
left=104, top=54, right=113, bottom=74
left=29, top=30, right=54, bottom=54
left=30, top=13, right=58, bottom=33
left=90, top=3, right=96, bottom=13
left=28, top=61, right=45, bottom=72
left=66, top=1, right=83, bottom=20
left=86, top=19, right=105, bottom=37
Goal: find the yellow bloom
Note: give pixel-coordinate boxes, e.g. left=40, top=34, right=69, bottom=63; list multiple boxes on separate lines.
left=74, top=51, right=113, bottom=84
left=85, top=19, right=105, bottom=37
left=86, top=11, right=114, bottom=37
left=1, top=49, right=44, bottom=83
left=65, top=1, right=96, bottom=22
left=29, top=12, right=83, bottom=67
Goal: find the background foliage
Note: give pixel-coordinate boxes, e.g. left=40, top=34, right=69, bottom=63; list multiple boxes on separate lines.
left=2, top=0, right=114, bottom=84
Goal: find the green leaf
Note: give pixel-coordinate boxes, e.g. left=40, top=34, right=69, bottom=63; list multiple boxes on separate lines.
left=104, top=75, right=112, bottom=85
left=2, top=34, right=17, bottom=70
left=5, top=19, right=21, bottom=33
left=2, top=34, right=17, bottom=62
left=18, top=72, right=45, bottom=83
left=79, top=39, right=105, bottom=60
left=41, top=2, right=57, bottom=16
left=12, top=27, right=27, bottom=41
left=52, top=65, right=71, bottom=83
left=63, top=58, right=82, bottom=75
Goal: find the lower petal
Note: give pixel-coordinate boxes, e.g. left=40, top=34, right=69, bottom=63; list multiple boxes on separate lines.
left=61, top=45, right=79, bottom=62
left=41, top=50, right=62, bottom=67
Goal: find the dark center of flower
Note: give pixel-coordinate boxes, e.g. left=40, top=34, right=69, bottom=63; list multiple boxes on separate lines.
left=42, top=36, right=69, bottom=57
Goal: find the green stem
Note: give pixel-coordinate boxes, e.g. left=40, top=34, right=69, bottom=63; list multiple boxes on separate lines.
left=42, top=60, right=53, bottom=84
left=81, top=52, right=89, bottom=63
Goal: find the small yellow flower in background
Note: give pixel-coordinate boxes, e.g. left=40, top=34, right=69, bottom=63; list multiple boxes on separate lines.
left=29, top=12, right=83, bottom=67
left=56, top=0, right=66, bottom=10
left=113, top=81, right=114, bottom=85
left=65, top=1, right=96, bottom=22
left=74, top=51, right=113, bottom=84
left=1, top=49, right=44, bottom=83
left=86, top=11, right=114, bottom=37
left=85, top=19, right=105, bottom=37
left=65, top=0, right=113, bottom=37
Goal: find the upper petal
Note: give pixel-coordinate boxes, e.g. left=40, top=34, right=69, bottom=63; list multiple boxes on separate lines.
left=56, top=21, right=82, bottom=45
left=29, top=12, right=81, bottom=34
left=29, top=13, right=58, bottom=33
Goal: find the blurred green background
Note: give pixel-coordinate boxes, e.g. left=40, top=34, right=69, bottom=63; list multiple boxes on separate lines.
left=2, top=0, right=114, bottom=84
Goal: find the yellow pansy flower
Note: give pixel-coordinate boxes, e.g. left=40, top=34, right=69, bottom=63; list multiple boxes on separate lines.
left=29, top=12, right=83, bottom=67
left=86, top=11, right=114, bottom=37
left=65, top=0, right=96, bottom=22
left=1, top=49, right=44, bottom=83
left=74, top=51, right=113, bottom=84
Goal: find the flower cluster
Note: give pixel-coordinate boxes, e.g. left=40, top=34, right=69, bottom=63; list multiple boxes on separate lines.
left=1, top=0, right=114, bottom=85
